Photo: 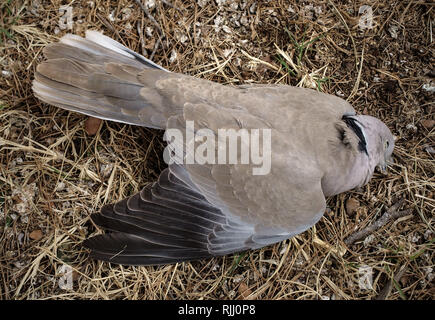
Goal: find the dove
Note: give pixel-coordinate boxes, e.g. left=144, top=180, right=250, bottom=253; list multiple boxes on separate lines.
left=32, top=31, right=395, bottom=266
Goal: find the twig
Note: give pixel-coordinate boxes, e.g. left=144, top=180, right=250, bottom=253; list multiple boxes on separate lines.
left=328, top=0, right=358, bottom=70
left=96, top=13, right=116, bottom=33
left=150, top=38, right=161, bottom=61
left=134, top=0, right=163, bottom=36
left=348, top=44, right=364, bottom=100
left=137, top=20, right=147, bottom=57
left=344, top=199, right=413, bottom=245
left=135, top=0, right=165, bottom=61
left=242, top=49, right=279, bottom=71
left=161, top=0, right=183, bottom=12
left=377, top=2, right=400, bottom=35
left=399, top=1, right=414, bottom=24
left=376, top=264, right=408, bottom=300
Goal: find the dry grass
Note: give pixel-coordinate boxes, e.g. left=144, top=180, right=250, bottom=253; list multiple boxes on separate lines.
left=0, top=0, right=434, bottom=300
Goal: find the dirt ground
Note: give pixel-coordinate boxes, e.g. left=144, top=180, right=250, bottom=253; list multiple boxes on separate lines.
left=0, top=0, right=433, bottom=300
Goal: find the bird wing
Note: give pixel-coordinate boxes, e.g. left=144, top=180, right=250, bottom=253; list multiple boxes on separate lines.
left=85, top=165, right=226, bottom=265
left=166, top=97, right=330, bottom=238
left=84, top=161, right=325, bottom=265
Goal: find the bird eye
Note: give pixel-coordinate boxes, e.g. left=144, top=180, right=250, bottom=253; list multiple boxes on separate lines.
left=385, top=140, right=390, bottom=149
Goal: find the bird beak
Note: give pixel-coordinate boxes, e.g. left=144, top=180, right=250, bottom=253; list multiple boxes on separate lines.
left=377, top=154, right=393, bottom=174
left=377, top=163, right=387, bottom=174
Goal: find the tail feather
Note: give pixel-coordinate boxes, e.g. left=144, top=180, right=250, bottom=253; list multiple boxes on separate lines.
left=33, top=79, right=140, bottom=124
left=33, top=31, right=170, bottom=128
left=37, top=58, right=102, bottom=91
left=84, top=31, right=166, bottom=70
left=48, top=32, right=165, bottom=70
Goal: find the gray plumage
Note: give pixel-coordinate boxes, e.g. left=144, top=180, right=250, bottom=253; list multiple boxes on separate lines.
left=32, top=31, right=395, bottom=266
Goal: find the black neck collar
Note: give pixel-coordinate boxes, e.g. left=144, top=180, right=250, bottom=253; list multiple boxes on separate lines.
left=342, top=115, right=368, bottom=155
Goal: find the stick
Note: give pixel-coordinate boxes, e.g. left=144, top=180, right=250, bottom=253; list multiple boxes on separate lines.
left=134, top=0, right=163, bottom=36
left=137, top=20, right=147, bottom=57
left=150, top=38, right=161, bottom=61
left=135, top=0, right=165, bottom=61
left=376, top=264, right=408, bottom=300
left=161, top=0, right=183, bottom=12
left=344, top=199, right=413, bottom=245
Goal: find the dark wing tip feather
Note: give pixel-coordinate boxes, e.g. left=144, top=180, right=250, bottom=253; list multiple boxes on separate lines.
left=83, top=168, right=228, bottom=265
left=83, top=167, right=276, bottom=266
left=83, top=233, right=211, bottom=266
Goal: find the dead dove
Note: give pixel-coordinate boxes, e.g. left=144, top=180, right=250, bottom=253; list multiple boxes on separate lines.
left=32, top=31, right=395, bottom=266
